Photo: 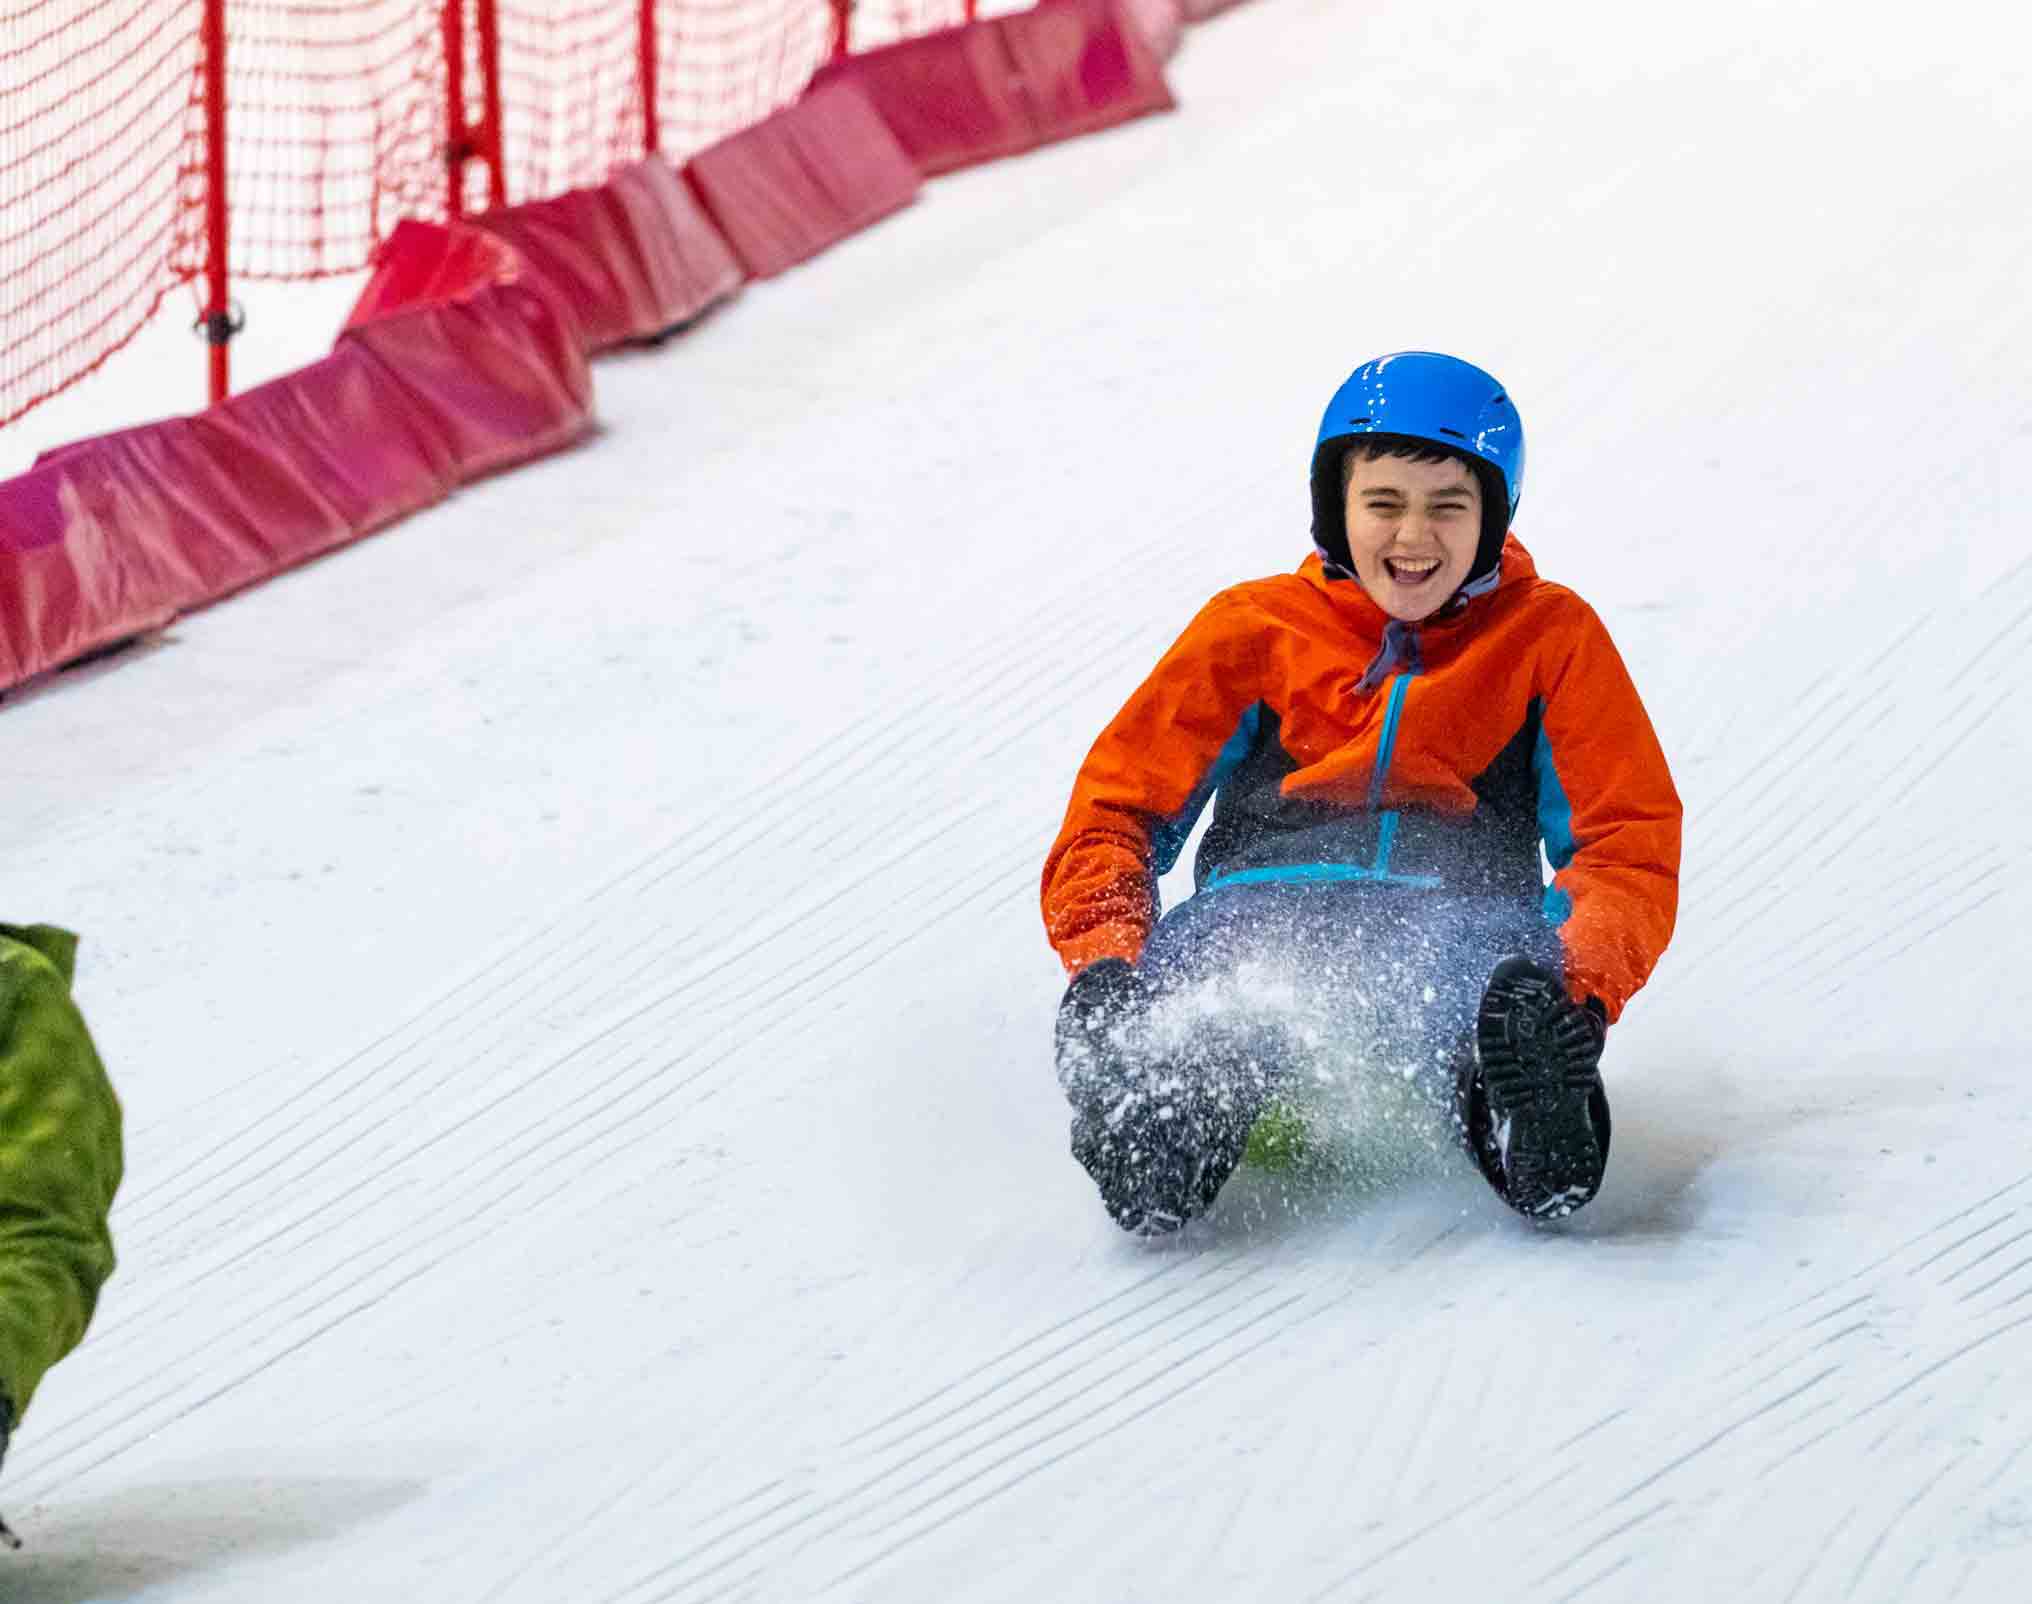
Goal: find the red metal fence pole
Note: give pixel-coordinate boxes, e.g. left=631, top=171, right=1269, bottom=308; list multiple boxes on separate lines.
left=443, top=0, right=468, bottom=218
left=200, top=0, right=232, bottom=403
left=639, top=0, right=660, bottom=155
left=476, top=0, right=507, bottom=208
left=830, top=0, right=852, bottom=62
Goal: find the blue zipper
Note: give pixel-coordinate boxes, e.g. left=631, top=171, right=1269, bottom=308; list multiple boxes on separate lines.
left=1369, top=672, right=1415, bottom=811
left=1370, top=669, right=1417, bottom=874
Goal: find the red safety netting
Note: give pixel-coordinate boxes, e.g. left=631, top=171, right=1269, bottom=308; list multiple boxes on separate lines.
left=491, top=0, right=971, bottom=202
left=1, top=0, right=991, bottom=437
left=650, top=0, right=967, bottom=165
left=495, top=2, right=642, bottom=201
left=0, top=2, right=204, bottom=428
left=213, top=2, right=447, bottom=281
left=650, top=1, right=834, bottom=165
left=847, top=0, right=972, bottom=54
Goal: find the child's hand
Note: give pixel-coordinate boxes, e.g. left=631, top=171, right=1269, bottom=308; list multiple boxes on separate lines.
left=1055, top=959, right=1148, bottom=1065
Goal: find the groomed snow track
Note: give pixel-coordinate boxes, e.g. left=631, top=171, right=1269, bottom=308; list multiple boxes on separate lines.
left=5, top=1, right=2031, bottom=1599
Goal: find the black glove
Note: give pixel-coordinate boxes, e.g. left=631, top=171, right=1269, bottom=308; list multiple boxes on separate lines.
left=1054, top=957, right=1148, bottom=1064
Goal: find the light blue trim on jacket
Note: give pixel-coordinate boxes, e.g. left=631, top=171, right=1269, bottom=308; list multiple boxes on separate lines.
left=1202, top=861, right=1445, bottom=893
left=1368, top=673, right=1416, bottom=811
left=1151, top=704, right=1263, bottom=876
left=1532, top=721, right=1577, bottom=871
left=1533, top=721, right=1578, bottom=926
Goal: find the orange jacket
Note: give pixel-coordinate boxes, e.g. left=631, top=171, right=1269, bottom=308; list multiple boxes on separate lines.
left=1040, top=540, right=1680, bottom=1020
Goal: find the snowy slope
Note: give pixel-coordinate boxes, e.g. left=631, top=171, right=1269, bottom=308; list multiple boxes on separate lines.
left=4, top=0, right=2031, bottom=1599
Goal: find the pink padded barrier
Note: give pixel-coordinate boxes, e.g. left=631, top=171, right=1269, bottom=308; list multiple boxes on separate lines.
left=1008, top=0, right=1177, bottom=146
left=1, top=458, right=182, bottom=687
left=603, top=158, right=746, bottom=335
left=811, top=0, right=1175, bottom=178
left=684, top=79, right=923, bottom=280
left=469, top=189, right=646, bottom=351
left=1, top=227, right=589, bottom=691
left=810, top=27, right=1031, bottom=176
left=345, top=218, right=525, bottom=328
left=1122, top=0, right=1184, bottom=59
left=473, top=160, right=743, bottom=352
left=0, top=350, right=437, bottom=688
left=339, top=278, right=592, bottom=482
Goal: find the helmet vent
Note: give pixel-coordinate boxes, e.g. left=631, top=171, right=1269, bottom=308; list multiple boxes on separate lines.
left=1437, top=427, right=1467, bottom=440
left=1492, top=394, right=1507, bottom=404
left=1350, top=416, right=1372, bottom=424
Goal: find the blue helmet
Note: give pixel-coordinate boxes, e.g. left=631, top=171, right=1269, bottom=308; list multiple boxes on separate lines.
left=1309, top=352, right=1524, bottom=583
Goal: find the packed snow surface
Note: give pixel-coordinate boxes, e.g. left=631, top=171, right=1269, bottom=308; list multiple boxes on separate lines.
left=5, top=0, right=2031, bottom=1597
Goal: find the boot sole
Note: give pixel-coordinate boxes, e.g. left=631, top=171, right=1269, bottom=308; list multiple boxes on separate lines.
left=1475, top=960, right=1605, bottom=1219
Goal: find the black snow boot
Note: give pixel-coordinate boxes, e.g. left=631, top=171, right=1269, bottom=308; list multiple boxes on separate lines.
left=1461, top=957, right=1612, bottom=1219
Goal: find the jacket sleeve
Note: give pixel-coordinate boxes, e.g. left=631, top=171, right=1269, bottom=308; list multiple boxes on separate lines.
left=1534, top=604, right=1683, bottom=1021
left=0, top=925, right=124, bottom=1423
left=1041, top=595, right=1262, bottom=974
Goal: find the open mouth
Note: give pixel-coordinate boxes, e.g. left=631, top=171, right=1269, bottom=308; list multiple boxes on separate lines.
left=1383, top=556, right=1444, bottom=587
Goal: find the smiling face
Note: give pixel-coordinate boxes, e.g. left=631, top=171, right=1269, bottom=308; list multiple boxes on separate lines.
left=1341, top=450, right=1484, bottom=621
